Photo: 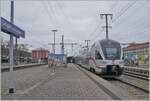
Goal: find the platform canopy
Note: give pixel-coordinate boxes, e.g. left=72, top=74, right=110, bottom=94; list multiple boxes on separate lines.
left=1, top=17, right=25, bottom=38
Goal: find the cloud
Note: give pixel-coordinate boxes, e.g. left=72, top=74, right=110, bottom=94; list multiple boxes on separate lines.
left=1, top=0, right=150, bottom=55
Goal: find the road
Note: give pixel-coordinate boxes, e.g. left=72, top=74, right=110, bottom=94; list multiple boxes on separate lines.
left=2, top=64, right=113, bottom=100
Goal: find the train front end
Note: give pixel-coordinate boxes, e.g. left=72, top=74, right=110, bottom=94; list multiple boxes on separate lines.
left=100, top=39, right=124, bottom=76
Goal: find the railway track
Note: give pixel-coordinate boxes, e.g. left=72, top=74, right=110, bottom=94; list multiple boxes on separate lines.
left=124, top=66, right=149, bottom=77
left=75, top=64, right=149, bottom=99
left=119, top=67, right=149, bottom=92
left=108, top=79, right=149, bottom=100
left=75, top=64, right=133, bottom=100
left=123, top=71, right=149, bottom=81
left=122, top=67, right=149, bottom=92
left=107, top=79, right=149, bottom=100
left=98, top=67, right=149, bottom=99
left=106, top=69, right=149, bottom=100
left=116, top=76, right=149, bottom=92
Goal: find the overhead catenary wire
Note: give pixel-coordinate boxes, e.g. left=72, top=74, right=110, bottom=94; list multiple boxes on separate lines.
left=117, top=26, right=150, bottom=41
left=110, top=1, right=150, bottom=41
left=41, top=1, right=56, bottom=27
left=110, top=2, right=148, bottom=35
left=47, top=1, right=64, bottom=30
left=90, top=1, right=119, bottom=41
left=48, top=2, right=85, bottom=45
left=120, top=29, right=150, bottom=43
left=41, top=1, right=62, bottom=29
left=91, top=1, right=137, bottom=41
left=111, top=19, right=150, bottom=38
left=111, top=1, right=137, bottom=23
left=56, top=2, right=72, bottom=25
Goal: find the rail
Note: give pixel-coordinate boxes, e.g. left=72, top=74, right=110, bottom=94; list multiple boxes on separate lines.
left=123, top=71, right=149, bottom=81
left=124, top=66, right=149, bottom=77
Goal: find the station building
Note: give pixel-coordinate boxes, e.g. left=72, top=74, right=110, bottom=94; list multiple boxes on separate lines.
left=123, top=42, right=149, bottom=67
left=32, top=48, right=49, bottom=63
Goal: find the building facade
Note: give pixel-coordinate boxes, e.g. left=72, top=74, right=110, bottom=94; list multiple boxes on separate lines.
left=1, top=44, right=31, bottom=64
left=123, top=42, right=149, bottom=66
left=32, top=48, right=49, bottom=63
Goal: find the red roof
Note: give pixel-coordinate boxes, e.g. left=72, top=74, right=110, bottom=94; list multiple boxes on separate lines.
left=123, top=42, right=149, bottom=51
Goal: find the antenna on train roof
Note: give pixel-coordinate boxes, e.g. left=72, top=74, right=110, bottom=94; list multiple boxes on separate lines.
left=100, top=14, right=113, bottom=40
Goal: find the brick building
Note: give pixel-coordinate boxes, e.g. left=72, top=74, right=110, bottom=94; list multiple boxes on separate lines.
left=123, top=42, right=149, bottom=66
left=32, top=48, right=49, bottom=63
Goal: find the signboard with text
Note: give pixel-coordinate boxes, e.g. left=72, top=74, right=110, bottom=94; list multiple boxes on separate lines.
left=1, top=17, right=25, bottom=38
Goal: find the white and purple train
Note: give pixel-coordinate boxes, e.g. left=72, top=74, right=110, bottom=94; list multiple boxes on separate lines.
left=75, top=39, right=124, bottom=77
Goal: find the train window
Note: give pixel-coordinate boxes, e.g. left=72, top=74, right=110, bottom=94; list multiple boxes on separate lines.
left=95, top=50, right=103, bottom=60
left=105, top=48, right=119, bottom=59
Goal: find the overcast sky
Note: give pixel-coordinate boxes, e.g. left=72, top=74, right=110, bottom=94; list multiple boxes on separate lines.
left=1, top=0, right=150, bottom=55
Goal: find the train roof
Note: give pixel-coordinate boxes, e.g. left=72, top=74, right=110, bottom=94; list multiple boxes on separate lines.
left=99, top=39, right=119, bottom=44
left=91, top=39, right=120, bottom=48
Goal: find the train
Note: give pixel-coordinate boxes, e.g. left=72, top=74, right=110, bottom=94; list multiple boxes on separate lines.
left=75, top=39, right=124, bottom=77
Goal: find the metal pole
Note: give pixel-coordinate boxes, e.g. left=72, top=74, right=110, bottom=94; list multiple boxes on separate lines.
left=71, top=43, right=73, bottom=52
left=51, top=29, right=57, bottom=54
left=53, top=33, right=55, bottom=72
left=51, top=29, right=57, bottom=72
left=100, top=14, right=112, bottom=40
left=15, top=37, right=17, bottom=64
left=8, top=0, right=14, bottom=93
left=85, top=40, right=90, bottom=51
left=54, top=32, right=55, bottom=54
left=62, top=35, right=64, bottom=54
left=87, top=41, right=88, bottom=50
left=0, top=38, right=2, bottom=98
left=105, top=15, right=108, bottom=39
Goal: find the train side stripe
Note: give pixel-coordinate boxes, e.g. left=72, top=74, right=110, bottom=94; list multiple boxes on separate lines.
left=88, top=57, right=104, bottom=68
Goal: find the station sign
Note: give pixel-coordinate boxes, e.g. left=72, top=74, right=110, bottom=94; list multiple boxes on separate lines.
left=1, top=17, right=25, bottom=38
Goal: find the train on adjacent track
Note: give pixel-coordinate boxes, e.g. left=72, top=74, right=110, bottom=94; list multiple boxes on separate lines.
left=75, top=39, right=124, bottom=77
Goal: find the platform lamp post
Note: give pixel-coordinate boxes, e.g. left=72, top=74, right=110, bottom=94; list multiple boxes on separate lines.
left=51, top=29, right=57, bottom=55
left=51, top=29, right=58, bottom=72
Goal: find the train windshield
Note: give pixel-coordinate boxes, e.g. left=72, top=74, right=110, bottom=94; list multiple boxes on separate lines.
left=105, top=48, right=119, bottom=59
left=100, top=40, right=121, bottom=60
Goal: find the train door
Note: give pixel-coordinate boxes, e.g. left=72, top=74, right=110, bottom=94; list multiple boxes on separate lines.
left=95, top=50, right=103, bottom=67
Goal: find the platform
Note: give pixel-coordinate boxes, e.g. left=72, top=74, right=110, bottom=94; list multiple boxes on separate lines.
left=1, top=63, right=132, bottom=100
